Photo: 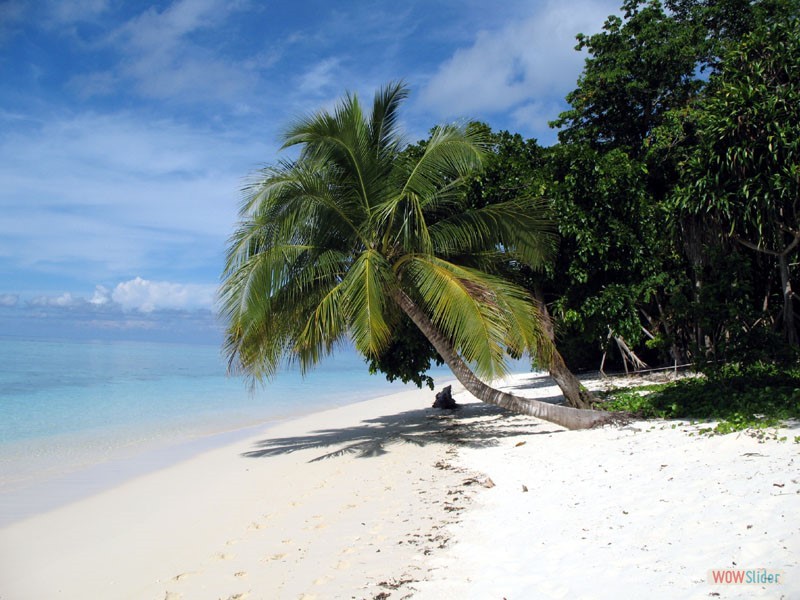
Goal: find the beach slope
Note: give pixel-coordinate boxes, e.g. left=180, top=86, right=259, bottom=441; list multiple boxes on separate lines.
left=1, top=374, right=798, bottom=599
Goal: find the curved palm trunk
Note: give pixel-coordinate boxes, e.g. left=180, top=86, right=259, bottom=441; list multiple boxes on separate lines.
left=391, top=289, right=615, bottom=430
left=533, top=289, right=595, bottom=409
left=548, top=354, right=595, bottom=410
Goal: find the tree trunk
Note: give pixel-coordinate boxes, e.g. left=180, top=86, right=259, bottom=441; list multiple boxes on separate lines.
left=391, top=289, right=615, bottom=430
left=532, top=289, right=595, bottom=409
left=734, top=232, right=800, bottom=346
left=778, top=252, right=798, bottom=346
left=548, top=354, right=595, bottom=410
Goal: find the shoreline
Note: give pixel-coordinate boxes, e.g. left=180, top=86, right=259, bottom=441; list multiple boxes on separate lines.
left=0, top=378, right=474, bottom=599
left=1, top=373, right=798, bottom=599
left=0, top=374, right=460, bottom=528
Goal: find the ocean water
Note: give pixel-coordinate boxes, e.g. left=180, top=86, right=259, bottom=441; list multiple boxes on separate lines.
left=0, top=337, right=459, bottom=523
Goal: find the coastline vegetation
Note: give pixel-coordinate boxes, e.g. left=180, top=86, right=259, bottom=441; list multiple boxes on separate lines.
left=364, top=0, right=800, bottom=430
left=598, top=365, right=800, bottom=436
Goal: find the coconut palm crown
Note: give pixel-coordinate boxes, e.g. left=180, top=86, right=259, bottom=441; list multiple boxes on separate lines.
left=220, top=82, right=612, bottom=429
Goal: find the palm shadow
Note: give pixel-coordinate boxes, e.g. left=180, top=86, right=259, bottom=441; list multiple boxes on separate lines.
left=242, top=401, right=564, bottom=462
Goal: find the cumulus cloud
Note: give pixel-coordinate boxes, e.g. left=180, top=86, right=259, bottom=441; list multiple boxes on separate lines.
left=20, top=277, right=216, bottom=314
left=30, top=292, right=83, bottom=308
left=111, top=277, right=216, bottom=313
left=89, top=285, right=111, bottom=305
left=1, top=282, right=221, bottom=343
left=419, top=0, right=618, bottom=127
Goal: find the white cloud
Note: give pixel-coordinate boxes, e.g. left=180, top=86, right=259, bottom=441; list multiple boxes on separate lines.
left=419, top=0, right=618, bottom=122
left=21, top=277, right=216, bottom=314
left=77, top=0, right=256, bottom=104
left=511, top=99, right=567, bottom=134
left=111, top=277, right=216, bottom=313
left=298, top=58, right=342, bottom=96
left=89, top=285, right=111, bottom=305
left=30, top=292, right=83, bottom=308
left=0, top=293, right=19, bottom=307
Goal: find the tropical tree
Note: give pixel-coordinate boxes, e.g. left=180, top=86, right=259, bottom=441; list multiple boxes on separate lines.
left=219, top=82, right=613, bottom=429
left=674, top=16, right=800, bottom=346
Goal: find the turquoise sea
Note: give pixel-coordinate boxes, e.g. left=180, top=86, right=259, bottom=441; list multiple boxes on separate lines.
left=0, top=337, right=458, bottom=525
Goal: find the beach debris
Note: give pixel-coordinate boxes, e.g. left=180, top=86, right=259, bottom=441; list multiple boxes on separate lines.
left=462, top=475, right=495, bottom=488
left=432, top=385, right=457, bottom=409
left=522, top=484, right=528, bottom=492
left=377, top=576, right=416, bottom=596
left=515, top=441, right=527, bottom=447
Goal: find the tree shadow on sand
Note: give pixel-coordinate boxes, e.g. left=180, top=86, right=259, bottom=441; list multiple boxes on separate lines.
left=242, top=397, right=565, bottom=463
left=496, top=374, right=568, bottom=404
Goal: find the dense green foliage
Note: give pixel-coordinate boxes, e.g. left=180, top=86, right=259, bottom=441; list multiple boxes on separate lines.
left=366, top=127, right=553, bottom=387
left=540, top=0, right=800, bottom=372
left=598, top=366, right=800, bottom=435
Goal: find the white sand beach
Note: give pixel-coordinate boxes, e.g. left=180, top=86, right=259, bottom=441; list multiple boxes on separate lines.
left=1, top=373, right=798, bottom=599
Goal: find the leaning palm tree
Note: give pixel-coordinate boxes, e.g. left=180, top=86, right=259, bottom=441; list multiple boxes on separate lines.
left=220, top=82, right=612, bottom=429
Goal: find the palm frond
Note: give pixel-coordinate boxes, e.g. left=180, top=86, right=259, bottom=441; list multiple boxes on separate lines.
left=428, top=197, right=558, bottom=267
left=369, top=81, right=409, bottom=157
left=397, top=124, right=486, bottom=205
left=341, top=249, right=395, bottom=357
left=396, top=255, right=525, bottom=379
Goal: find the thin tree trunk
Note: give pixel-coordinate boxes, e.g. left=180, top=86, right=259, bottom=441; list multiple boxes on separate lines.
left=734, top=232, right=800, bottom=346
left=778, top=252, right=798, bottom=346
left=391, top=289, right=616, bottom=430
left=532, top=289, right=595, bottom=409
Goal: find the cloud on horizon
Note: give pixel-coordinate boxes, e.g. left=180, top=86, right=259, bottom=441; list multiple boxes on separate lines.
left=2, top=277, right=221, bottom=343
left=27, top=277, right=217, bottom=313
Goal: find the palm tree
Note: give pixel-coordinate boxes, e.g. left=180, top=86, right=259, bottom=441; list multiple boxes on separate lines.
left=220, top=82, right=612, bottom=429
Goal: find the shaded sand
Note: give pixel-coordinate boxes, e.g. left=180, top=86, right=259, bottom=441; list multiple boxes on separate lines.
left=1, top=373, right=799, bottom=599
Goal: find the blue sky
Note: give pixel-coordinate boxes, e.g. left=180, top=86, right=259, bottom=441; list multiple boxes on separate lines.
left=0, top=0, right=619, bottom=343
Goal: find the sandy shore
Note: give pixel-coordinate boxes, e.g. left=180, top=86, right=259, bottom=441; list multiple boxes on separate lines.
left=1, top=373, right=798, bottom=599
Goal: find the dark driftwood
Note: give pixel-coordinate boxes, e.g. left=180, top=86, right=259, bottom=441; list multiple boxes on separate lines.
left=432, top=385, right=457, bottom=409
